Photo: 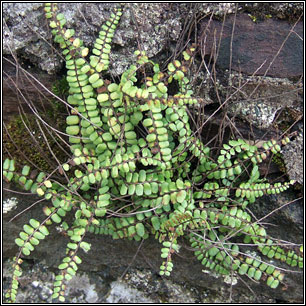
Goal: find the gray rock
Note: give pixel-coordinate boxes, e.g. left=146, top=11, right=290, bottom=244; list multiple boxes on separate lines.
left=2, top=258, right=278, bottom=303
left=226, top=73, right=303, bottom=129
left=241, top=2, right=303, bottom=20
left=3, top=183, right=303, bottom=303
left=3, top=3, right=303, bottom=76
left=106, top=280, right=154, bottom=303
left=3, top=3, right=57, bottom=73
left=282, top=124, right=304, bottom=184
left=2, top=3, right=187, bottom=75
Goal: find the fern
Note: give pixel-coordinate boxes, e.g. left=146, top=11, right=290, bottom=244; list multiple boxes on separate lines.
left=3, top=3, right=303, bottom=303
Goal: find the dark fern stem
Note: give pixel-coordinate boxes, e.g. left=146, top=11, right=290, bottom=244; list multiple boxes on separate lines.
left=3, top=3, right=303, bottom=303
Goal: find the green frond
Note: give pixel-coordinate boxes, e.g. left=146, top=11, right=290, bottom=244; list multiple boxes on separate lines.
left=3, top=3, right=302, bottom=303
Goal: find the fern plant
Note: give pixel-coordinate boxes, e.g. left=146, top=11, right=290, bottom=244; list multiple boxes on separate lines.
left=3, top=3, right=303, bottom=303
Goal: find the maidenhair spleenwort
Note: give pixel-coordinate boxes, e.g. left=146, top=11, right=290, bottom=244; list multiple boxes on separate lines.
left=4, top=3, right=303, bottom=303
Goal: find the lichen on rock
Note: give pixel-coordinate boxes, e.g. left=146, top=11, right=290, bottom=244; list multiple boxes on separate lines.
left=3, top=197, right=18, bottom=214
left=282, top=124, right=304, bottom=185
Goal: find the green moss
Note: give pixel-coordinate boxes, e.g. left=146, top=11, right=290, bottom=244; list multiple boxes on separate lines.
left=272, top=152, right=286, bottom=173
left=3, top=114, right=67, bottom=173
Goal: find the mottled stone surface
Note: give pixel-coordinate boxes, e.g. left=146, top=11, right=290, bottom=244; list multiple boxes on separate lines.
left=3, top=3, right=303, bottom=77
left=0, top=258, right=287, bottom=304
left=3, top=182, right=303, bottom=303
left=241, top=2, right=304, bottom=21
left=226, top=73, right=303, bottom=129
left=282, top=123, right=304, bottom=185
left=3, top=3, right=188, bottom=76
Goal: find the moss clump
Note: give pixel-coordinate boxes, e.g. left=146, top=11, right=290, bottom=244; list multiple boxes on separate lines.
left=271, top=152, right=286, bottom=173
left=3, top=75, right=69, bottom=173
left=3, top=114, right=67, bottom=173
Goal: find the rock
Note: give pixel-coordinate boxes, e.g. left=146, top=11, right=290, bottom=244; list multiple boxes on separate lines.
left=106, top=279, right=154, bottom=303
left=2, top=3, right=188, bottom=76
left=3, top=183, right=303, bottom=303
left=3, top=3, right=303, bottom=78
left=3, top=196, right=18, bottom=214
left=0, top=259, right=281, bottom=303
left=282, top=123, right=304, bottom=184
left=3, top=59, right=56, bottom=122
left=225, top=73, right=303, bottom=129
left=199, top=13, right=303, bottom=77
left=240, top=2, right=304, bottom=22
left=3, top=3, right=59, bottom=74
left=251, top=192, right=303, bottom=243
left=3, top=259, right=102, bottom=303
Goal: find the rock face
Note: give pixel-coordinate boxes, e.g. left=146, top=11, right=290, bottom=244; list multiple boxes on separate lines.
left=1, top=259, right=280, bottom=303
left=2, top=3, right=303, bottom=303
left=3, top=3, right=188, bottom=75
left=2, top=183, right=304, bottom=303
left=226, top=74, right=303, bottom=130
left=200, top=13, right=303, bottom=77
left=282, top=123, right=304, bottom=185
